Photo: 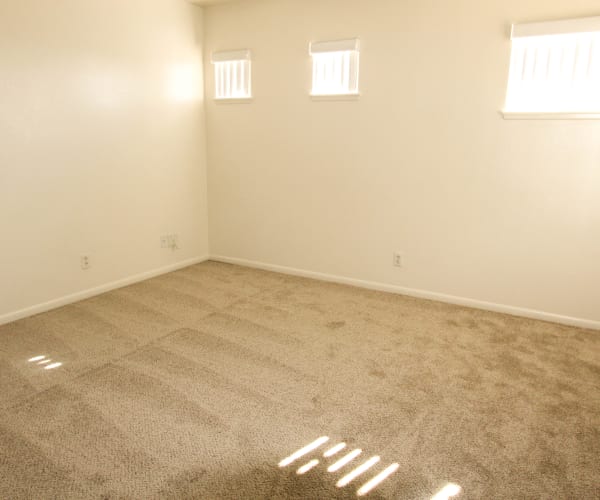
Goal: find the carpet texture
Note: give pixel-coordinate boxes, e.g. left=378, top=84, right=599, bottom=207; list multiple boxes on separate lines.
left=0, top=261, right=598, bottom=499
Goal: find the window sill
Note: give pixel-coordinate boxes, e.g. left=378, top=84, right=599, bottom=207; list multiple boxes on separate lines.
left=310, top=93, right=360, bottom=101
left=502, top=111, right=600, bottom=120
left=214, top=97, right=253, bottom=104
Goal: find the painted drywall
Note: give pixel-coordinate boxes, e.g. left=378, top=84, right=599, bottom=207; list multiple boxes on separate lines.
left=190, top=0, right=246, bottom=5
left=204, top=0, right=600, bottom=325
left=0, top=0, right=209, bottom=320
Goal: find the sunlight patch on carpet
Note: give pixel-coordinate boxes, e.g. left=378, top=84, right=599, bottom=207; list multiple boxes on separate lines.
left=431, top=482, right=462, bottom=500
left=336, top=456, right=380, bottom=487
left=27, top=355, right=64, bottom=371
left=323, top=442, right=347, bottom=457
left=278, top=436, right=405, bottom=496
left=356, top=463, right=400, bottom=496
left=296, top=459, right=320, bottom=475
left=45, top=362, right=63, bottom=370
left=278, top=436, right=330, bottom=467
left=328, top=449, right=362, bottom=472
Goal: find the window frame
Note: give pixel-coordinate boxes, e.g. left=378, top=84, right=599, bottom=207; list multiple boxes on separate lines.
left=309, top=38, right=360, bottom=100
left=502, top=16, right=600, bottom=120
left=211, top=49, right=252, bottom=102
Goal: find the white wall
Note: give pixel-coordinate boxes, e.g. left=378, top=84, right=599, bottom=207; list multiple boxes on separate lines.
left=204, top=0, right=600, bottom=326
left=0, top=0, right=209, bottom=321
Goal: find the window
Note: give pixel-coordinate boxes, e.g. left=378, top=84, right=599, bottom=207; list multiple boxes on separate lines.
left=310, top=39, right=360, bottom=97
left=503, top=16, right=600, bottom=118
left=211, top=49, right=251, bottom=100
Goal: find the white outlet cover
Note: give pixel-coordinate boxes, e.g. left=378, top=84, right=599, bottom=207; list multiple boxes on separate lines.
left=393, top=253, right=402, bottom=267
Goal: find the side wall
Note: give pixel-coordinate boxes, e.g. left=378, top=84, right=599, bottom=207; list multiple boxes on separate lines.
left=0, top=0, right=209, bottom=322
left=204, top=0, right=600, bottom=327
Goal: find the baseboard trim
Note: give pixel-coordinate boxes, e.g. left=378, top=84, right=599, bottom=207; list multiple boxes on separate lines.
left=0, top=256, right=210, bottom=327
left=210, top=255, right=600, bottom=331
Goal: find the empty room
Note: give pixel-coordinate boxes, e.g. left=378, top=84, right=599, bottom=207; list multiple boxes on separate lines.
left=1, top=0, right=599, bottom=498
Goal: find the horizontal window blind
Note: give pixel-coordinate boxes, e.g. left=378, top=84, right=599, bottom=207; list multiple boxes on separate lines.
left=310, top=39, right=359, bottom=96
left=211, top=50, right=251, bottom=100
left=505, top=17, right=600, bottom=113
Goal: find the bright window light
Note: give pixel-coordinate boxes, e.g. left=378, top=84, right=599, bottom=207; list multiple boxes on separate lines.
left=504, top=16, right=600, bottom=117
left=310, top=39, right=359, bottom=97
left=211, top=49, right=252, bottom=100
left=167, top=63, right=201, bottom=102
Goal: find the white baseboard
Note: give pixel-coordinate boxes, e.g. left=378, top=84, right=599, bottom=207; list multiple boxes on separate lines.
left=0, top=256, right=210, bottom=327
left=3, top=254, right=598, bottom=331
left=210, top=255, right=600, bottom=331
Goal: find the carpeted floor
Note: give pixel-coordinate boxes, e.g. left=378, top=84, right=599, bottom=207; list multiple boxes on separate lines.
left=0, top=261, right=598, bottom=499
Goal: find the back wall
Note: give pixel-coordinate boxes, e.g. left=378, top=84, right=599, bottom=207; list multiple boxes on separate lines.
left=204, top=0, right=600, bottom=327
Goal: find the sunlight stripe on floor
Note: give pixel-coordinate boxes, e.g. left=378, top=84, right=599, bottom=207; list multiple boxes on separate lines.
left=297, top=459, right=319, bottom=475
left=278, top=436, right=329, bottom=467
left=356, top=462, right=400, bottom=496
left=431, top=483, right=462, bottom=500
left=327, top=449, right=362, bottom=472
left=336, top=456, right=380, bottom=487
left=323, top=442, right=346, bottom=457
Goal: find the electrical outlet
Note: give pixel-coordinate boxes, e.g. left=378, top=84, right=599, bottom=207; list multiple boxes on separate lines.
left=393, top=252, right=402, bottom=268
left=162, top=234, right=180, bottom=251
left=168, top=234, right=179, bottom=250
left=81, top=255, right=91, bottom=270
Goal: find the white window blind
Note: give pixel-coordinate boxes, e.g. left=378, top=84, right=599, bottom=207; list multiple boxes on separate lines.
left=310, top=39, right=359, bottom=97
left=211, top=50, right=251, bottom=100
left=504, top=16, right=600, bottom=116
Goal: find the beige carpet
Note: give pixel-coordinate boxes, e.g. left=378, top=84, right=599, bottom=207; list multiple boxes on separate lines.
left=0, top=261, right=598, bottom=499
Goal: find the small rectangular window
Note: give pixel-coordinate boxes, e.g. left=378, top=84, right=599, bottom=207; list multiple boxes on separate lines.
left=503, top=16, right=600, bottom=118
left=211, top=49, right=251, bottom=100
left=310, top=39, right=360, bottom=97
